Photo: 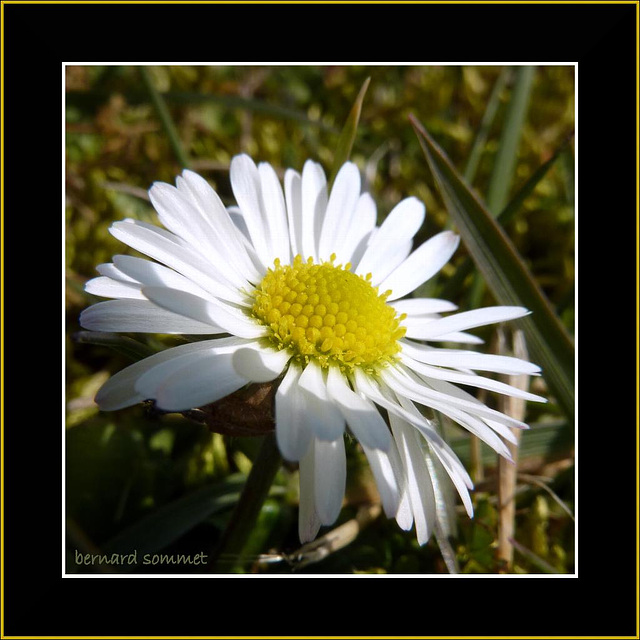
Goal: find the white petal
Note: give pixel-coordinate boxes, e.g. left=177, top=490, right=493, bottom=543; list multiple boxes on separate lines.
left=401, top=353, right=546, bottom=403
left=395, top=488, right=414, bottom=532
left=230, top=154, right=271, bottom=270
left=318, top=162, right=361, bottom=262
left=79, top=299, right=221, bottom=334
left=142, top=286, right=265, bottom=339
left=482, top=418, right=521, bottom=445
left=300, top=160, right=328, bottom=261
left=96, top=262, right=138, bottom=283
left=388, top=413, right=437, bottom=546
left=354, top=369, right=474, bottom=493
left=94, top=339, right=233, bottom=410
left=339, top=192, right=377, bottom=266
left=298, top=441, right=322, bottom=543
left=148, top=181, right=207, bottom=246
left=356, top=197, right=425, bottom=281
left=258, top=161, right=291, bottom=264
left=84, top=275, right=145, bottom=300
left=380, top=231, right=460, bottom=301
left=313, top=437, right=347, bottom=526
left=135, top=338, right=250, bottom=399
left=425, top=331, right=485, bottom=345
left=284, top=168, right=303, bottom=258
left=364, top=239, right=415, bottom=287
left=275, top=363, right=313, bottom=461
left=360, top=442, right=405, bottom=519
left=389, top=369, right=513, bottom=459
left=424, top=375, right=530, bottom=444
left=154, top=351, right=249, bottom=411
left=381, top=364, right=527, bottom=431
left=109, top=219, right=245, bottom=305
left=113, top=254, right=217, bottom=302
left=395, top=394, right=475, bottom=518
left=326, top=367, right=391, bottom=451
left=232, top=346, right=290, bottom=383
left=179, top=169, right=262, bottom=282
left=392, top=298, right=458, bottom=316
left=150, top=181, right=250, bottom=291
left=404, top=306, right=531, bottom=340
left=400, top=340, right=541, bottom=375
left=403, top=319, right=485, bottom=342
left=297, top=362, right=345, bottom=441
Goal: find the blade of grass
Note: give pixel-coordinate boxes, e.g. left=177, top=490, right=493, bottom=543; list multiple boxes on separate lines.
left=468, top=66, right=536, bottom=308
left=73, top=330, right=158, bottom=362
left=329, top=76, right=371, bottom=186
left=440, top=132, right=574, bottom=302
left=463, top=67, right=512, bottom=185
left=410, top=114, right=575, bottom=426
left=66, top=89, right=338, bottom=133
left=102, top=474, right=247, bottom=557
left=139, top=66, right=191, bottom=169
left=509, top=537, right=559, bottom=574
left=485, top=65, right=536, bottom=215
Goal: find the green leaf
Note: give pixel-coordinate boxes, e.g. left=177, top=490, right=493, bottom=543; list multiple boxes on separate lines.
left=66, top=89, right=337, bottom=132
left=496, top=131, right=574, bottom=227
left=410, top=115, right=575, bottom=426
left=102, top=474, right=247, bottom=557
left=485, top=65, right=536, bottom=214
left=74, top=330, right=158, bottom=362
left=440, top=133, right=574, bottom=301
left=139, top=66, right=191, bottom=169
left=329, top=76, right=371, bottom=186
left=463, top=67, right=512, bottom=185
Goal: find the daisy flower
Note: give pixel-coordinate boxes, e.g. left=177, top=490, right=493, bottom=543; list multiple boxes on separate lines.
left=80, top=154, right=545, bottom=546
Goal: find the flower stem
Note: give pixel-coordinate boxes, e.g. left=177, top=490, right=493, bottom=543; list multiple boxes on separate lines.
left=207, top=433, right=282, bottom=572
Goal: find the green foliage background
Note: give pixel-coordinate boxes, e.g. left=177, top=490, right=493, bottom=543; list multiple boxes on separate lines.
left=65, top=65, right=575, bottom=574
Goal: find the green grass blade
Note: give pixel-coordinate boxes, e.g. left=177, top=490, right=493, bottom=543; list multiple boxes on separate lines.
left=139, top=66, right=191, bottom=169
left=102, top=474, right=247, bottom=557
left=410, top=115, right=575, bottom=426
left=66, top=89, right=338, bottom=132
left=329, top=76, right=370, bottom=186
left=486, top=66, right=536, bottom=214
left=73, top=330, right=158, bottom=362
left=463, top=67, right=512, bottom=185
left=440, top=133, right=574, bottom=301
left=497, top=131, right=574, bottom=227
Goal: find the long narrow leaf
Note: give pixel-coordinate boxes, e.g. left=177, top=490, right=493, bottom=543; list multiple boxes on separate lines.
left=486, top=65, right=536, bottom=214
left=329, top=76, right=370, bottom=186
left=410, top=115, right=575, bottom=426
left=102, top=474, right=248, bottom=557
left=440, top=133, right=574, bottom=301
left=66, top=89, right=338, bottom=132
left=463, top=67, right=512, bottom=184
left=139, top=66, right=191, bottom=169
left=73, top=330, right=158, bottom=362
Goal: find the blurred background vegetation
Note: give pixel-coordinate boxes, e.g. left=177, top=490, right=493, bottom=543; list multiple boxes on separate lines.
left=65, top=65, right=575, bottom=575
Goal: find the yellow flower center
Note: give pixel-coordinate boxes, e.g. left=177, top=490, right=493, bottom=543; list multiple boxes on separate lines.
left=251, top=255, right=406, bottom=372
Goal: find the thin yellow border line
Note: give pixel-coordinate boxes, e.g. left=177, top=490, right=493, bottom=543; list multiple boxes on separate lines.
left=1, top=1, right=5, bottom=638
left=636, top=1, right=640, bottom=639
left=1, top=2, right=638, bottom=640
left=0, top=0, right=638, bottom=4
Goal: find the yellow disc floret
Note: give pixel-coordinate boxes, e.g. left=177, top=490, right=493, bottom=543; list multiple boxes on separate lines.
left=251, top=255, right=406, bottom=372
